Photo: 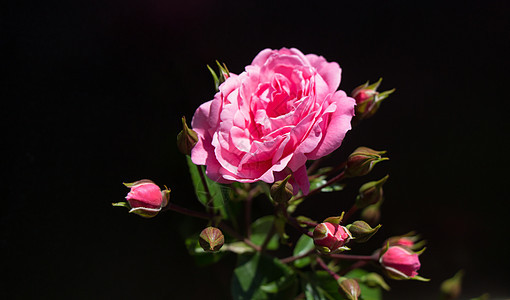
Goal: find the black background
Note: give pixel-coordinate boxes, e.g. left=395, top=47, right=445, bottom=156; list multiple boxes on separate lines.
left=3, top=1, right=509, bottom=299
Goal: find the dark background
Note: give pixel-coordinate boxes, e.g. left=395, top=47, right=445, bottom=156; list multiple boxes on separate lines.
left=3, top=0, right=509, bottom=299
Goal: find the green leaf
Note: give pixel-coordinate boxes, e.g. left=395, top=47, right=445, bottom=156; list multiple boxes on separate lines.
left=231, top=253, right=297, bottom=300
left=207, top=64, right=220, bottom=91
left=321, top=183, right=345, bottom=193
left=310, top=176, right=328, bottom=191
left=184, top=234, right=226, bottom=266
left=293, top=233, right=315, bottom=268
left=250, top=216, right=279, bottom=250
left=186, top=155, right=228, bottom=218
left=302, top=271, right=343, bottom=300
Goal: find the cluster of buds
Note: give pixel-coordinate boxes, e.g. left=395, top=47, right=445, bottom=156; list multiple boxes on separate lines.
left=113, top=180, right=171, bottom=218
left=351, top=78, right=395, bottom=121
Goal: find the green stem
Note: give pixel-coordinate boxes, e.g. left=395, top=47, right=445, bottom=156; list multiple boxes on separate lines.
left=244, top=185, right=260, bottom=238
left=195, top=164, right=214, bottom=213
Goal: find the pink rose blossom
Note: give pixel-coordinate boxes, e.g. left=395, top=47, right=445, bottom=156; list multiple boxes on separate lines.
left=379, top=246, right=421, bottom=279
left=191, top=48, right=355, bottom=194
left=313, top=222, right=351, bottom=253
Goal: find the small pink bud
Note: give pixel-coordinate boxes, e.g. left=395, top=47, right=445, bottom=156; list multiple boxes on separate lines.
left=313, top=222, right=351, bottom=253
left=352, top=78, right=394, bottom=120
left=114, top=180, right=170, bottom=218
left=379, top=246, right=421, bottom=280
left=385, top=232, right=425, bottom=251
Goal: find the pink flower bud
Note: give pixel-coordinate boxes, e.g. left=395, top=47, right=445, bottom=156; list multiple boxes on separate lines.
left=351, top=78, right=394, bottom=120
left=118, top=180, right=170, bottom=218
left=313, top=222, right=352, bottom=253
left=379, top=246, right=421, bottom=280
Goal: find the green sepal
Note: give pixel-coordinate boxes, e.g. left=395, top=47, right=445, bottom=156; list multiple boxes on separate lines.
left=112, top=202, right=130, bottom=209
left=323, top=212, right=345, bottom=225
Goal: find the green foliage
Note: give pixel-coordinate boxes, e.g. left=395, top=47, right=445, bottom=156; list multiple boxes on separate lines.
left=186, top=156, right=228, bottom=218
left=250, top=216, right=279, bottom=250
left=299, top=269, right=383, bottom=300
left=293, top=233, right=315, bottom=268
left=231, top=253, right=298, bottom=300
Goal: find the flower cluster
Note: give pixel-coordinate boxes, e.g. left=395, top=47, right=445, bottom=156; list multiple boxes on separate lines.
left=114, top=48, right=428, bottom=299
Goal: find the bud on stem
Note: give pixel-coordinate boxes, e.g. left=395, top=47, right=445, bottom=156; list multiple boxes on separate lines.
left=345, top=147, right=388, bottom=178
left=177, top=116, right=198, bottom=155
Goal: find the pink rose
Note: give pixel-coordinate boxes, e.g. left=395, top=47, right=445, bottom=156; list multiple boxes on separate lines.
left=191, top=48, right=355, bottom=194
left=379, top=246, right=421, bottom=280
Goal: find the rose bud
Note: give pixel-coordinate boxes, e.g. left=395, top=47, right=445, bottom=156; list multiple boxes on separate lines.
left=360, top=204, right=381, bottom=226
left=440, top=270, right=464, bottom=300
left=351, top=78, right=395, bottom=120
left=313, top=222, right=352, bottom=253
left=346, top=220, right=381, bottom=243
left=113, top=180, right=170, bottom=218
left=177, top=116, right=198, bottom=155
left=385, top=232, right=426, bottom=251
left=379, top=246, right=428, bottom=281
left=270, top=175, right=293, bottom=204
left=345, top=147, right=388, bottom=178
left=337, top=278, right=361, bottom=300
left=198, top=227, right=224, bottom=252
left=355, top=175, right=389, bottom=209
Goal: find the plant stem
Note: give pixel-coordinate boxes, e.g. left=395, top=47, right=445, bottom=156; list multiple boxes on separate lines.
left=324, top=253, right=378, bottom=261
left=165, top=202, right=262, bottom=252
left=342, top=205, right=358, bottom=223
left=195, top=164, right=213, bottom=213
left=280, top=248, right=315, bottom=264
left=282, top=210, right=313, bottom=238
left=338, top=260, right=368, bottom=276
left=244, top=185, right=260, bottom=238
left=292, top=170, right=346, bottom=202
left=260, top=221, right=276, bottom=252
left=316, top=257, right=340, bottom=281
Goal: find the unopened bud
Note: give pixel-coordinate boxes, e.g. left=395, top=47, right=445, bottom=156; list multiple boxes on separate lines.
left=198, top=227, right=224, bottom=252
left=355, top=175, right=389, bottom=209
left=347, top=220, right=381, bottom=243
left=113, top=180, right=170, bottom=218
left=440, top=270, right=463, bottom=300
left=337, top=278, right=361, bottom=300
left=379, top=246, right=428, bottom=281
left=270, top=175, right=293, bottom=204
left=177, top=116, right=198, bottom=155
left=345, top=147, right=388, bottom=178
left=360, top=204, right=381, bottom=226
left=385, top=232, right=425, bottom=251
left=352, top=78, right=395, bottom=120
left=361, top=202, right=381, bottom=226
left=313, top=222, right=351, bottom=253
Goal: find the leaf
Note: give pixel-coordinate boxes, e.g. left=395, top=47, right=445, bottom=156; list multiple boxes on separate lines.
left=186, top=156, right=228, bottom=218
left=321, top=184, right=345, bottom=193
left=231, top=253, right=297, bottom=300
left=251, top=216, right=279, bottom=250
left=293, top=233, right=315, bottom=268
left=302, top=271, right=342, bottom=300
left=184, top=234, right=226, bottom=266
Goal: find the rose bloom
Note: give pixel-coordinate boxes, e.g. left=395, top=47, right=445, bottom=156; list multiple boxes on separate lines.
left=191, top=48, right=355, bottom=194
